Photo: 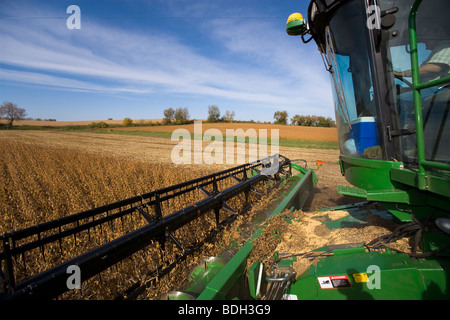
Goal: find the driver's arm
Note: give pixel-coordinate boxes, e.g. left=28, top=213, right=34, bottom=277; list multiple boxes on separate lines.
left=395, top=63, right=445, bottom=78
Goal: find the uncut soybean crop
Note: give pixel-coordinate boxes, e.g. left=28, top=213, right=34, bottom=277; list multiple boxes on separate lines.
left=0, top=139, right=260, bottom=299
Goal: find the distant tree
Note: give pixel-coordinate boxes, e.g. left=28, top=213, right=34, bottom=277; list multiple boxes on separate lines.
left=207, top=105, right=220, bottom=123
left=163, top=107, right=175, bottom=124
left=223, top=110, right=235, bottom=122
left=305, top=115, right=316, bottom=126
left=123, top=117, right=133, bottom=126
left=174, top=107, right=190, bottom=124
left=291, top=114, right=336, bottom=127
left=291, top=114, right=303, bottom=126
left=318, top=116, right=336, bottom=127
left=273, top=110, right=288, bottom=125
left=0, top=102, right=27, bottom=128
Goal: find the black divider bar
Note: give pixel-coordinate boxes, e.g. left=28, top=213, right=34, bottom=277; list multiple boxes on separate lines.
left=0, top=161, right=264, bottom=263
left=1, top=155, right=291, bottom=299
left=0, top=161, right=259, bottom=243
left=4, top=172, right=266, bottom=300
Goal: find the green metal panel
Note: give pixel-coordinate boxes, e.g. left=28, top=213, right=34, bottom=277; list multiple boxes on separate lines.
left=182, top=258, right=229, bottom=297
left=339, top=155, right=402, bottom=191
left=390, top=167, right=450, bottom=199
left=274, top=201, right=449, bottom=300
left=337, top=185, right=414, bottom=203
left=289, top=248, right=449, bottom=300
left=247, top=261, right=262, bottom=299
left=196, top=242, right=252, bottom=300
left=339, top=156, right=449, bottom=221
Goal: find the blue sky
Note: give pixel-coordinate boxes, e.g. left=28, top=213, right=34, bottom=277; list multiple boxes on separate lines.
left=0, top=0, right=334, bottom=122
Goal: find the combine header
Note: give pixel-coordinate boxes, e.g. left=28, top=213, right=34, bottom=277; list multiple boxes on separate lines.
left=1, top=0, right=449, bottom=300
left=0, top=155, right=317, bottom=299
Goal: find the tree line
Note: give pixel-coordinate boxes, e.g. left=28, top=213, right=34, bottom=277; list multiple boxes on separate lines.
left=1, top=101, right=335, bottom=129
left=162, top=105, right=235, bottom=125
left=273, top=110, right=335, bottom=127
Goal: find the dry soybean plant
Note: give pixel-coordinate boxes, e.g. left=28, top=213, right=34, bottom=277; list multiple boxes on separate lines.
left=0, top=139, right=270, bottom=299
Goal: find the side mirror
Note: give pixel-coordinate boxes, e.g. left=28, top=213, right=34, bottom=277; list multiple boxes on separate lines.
left=286, top=13, right=308, bottom=36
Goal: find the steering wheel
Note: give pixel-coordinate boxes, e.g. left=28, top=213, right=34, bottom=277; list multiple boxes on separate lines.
left=394, top=73, right=414, bottom=88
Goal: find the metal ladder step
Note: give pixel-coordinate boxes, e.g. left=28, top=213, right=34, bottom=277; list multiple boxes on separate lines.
left=337, top=185, right=368, bottom=198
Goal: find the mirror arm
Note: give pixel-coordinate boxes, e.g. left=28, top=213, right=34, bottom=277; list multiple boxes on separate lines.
left=301, top=33, right=314, bottom=44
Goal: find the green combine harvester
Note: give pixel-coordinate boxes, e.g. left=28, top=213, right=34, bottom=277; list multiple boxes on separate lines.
left=166, top=0, right=450, bottom=300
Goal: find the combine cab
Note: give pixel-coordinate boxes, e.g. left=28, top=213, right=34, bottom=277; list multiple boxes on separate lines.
left=1, top=0, right=449, bottom=301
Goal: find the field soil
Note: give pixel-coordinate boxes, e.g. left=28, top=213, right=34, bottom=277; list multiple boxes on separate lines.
left=11, top=118, right=164, bottom=127
left=111, top=122, right=339, bottom=142
left=11, top=119, right=338, bottom=142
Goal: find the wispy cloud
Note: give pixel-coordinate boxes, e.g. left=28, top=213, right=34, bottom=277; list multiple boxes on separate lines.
left=0, top=1, right=334, bottom=118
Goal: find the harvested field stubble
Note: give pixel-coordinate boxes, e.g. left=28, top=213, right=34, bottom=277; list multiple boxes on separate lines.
left=248, top=204, right=414, bottom=280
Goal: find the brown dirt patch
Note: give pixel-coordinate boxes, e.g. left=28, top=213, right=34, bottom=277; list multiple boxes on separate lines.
left=10, top=119, right=164, bottom=127
left=111, top=122, right=338, bottom=142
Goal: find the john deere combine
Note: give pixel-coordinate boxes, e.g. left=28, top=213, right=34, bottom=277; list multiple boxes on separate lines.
left=1, top=0, right=449, bottom=300
left=166, top=0, right=450, bottom=300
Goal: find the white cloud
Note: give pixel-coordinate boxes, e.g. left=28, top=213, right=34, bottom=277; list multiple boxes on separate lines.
left=0, top=68, right=152, bottom=94
left=0, top=1, right=334, bottom=118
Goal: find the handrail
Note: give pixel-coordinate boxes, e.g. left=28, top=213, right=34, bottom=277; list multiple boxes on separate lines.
left=408, top=0, right=450, bottom=182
